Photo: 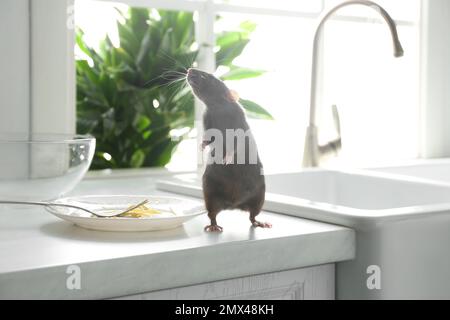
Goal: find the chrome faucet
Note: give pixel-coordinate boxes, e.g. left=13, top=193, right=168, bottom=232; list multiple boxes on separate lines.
left=302, top=0, right=404, bottom=168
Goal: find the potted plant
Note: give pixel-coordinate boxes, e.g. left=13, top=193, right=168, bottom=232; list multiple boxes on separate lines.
left=76, top=8, right=272, bottom=170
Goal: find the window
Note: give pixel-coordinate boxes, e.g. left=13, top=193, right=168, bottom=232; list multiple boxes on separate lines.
left=75, top=0, right=421, bottom=172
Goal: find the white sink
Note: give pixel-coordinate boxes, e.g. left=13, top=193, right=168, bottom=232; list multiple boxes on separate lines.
left=371, top=158, right=450, bottom=185
left=157, top=169, right=450, bottom=228
left=157, top=168, right=450, bottom=299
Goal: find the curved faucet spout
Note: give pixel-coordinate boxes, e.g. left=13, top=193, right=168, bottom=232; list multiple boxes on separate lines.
left=303, top=0, right=404, bottom=167
left=310, top=0, right=403, bottom=126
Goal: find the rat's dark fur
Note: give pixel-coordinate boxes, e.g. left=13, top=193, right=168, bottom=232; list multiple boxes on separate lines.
left=187, top=68, right=270, bottom=232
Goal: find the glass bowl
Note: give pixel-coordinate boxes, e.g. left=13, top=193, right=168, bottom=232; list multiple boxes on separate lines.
left=0, top=133, right=95, bottom=201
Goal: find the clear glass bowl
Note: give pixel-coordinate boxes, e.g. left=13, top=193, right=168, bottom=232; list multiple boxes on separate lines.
left=0, top=133, right=95, bottom=201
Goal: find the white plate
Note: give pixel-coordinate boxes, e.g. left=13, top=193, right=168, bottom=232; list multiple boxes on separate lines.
left=45, top=195, right=206, bottom=232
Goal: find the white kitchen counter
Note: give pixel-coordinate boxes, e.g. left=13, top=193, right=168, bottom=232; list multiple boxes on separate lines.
left=0, top=172, right=355, bottom=299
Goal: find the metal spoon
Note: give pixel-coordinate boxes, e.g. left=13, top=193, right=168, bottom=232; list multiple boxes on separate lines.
left=0, top=199, right=149, bottom=218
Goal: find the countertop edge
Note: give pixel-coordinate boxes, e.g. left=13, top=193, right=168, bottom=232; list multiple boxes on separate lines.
left=0, top=228, right=355, bottom=299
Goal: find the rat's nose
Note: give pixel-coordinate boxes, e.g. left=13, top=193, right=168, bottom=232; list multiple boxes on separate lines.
left=186, top=68, right=198, bottom=86
left=188, top=68, right=202, bottom=78
left=187, top=68, right=199, bottom=82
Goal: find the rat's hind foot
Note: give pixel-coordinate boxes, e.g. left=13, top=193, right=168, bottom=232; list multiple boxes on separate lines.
left=204, top=224, right=223, bottom=232
left=251, top=220, right=272, bottom=228
left=223, top=151, right=234, bottom=165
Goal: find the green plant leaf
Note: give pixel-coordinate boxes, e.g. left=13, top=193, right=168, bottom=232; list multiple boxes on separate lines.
left=216, top=37, right=249, bottom=67
left=220, top=66, right=265, bottom=81
left=128, top=8, right=149, bottom=42
left=216, top=31, right=242, bottom=48
left=240, top=99, right=274, bottom=120
left=117, top=21, right=140, bottom=58
left=239, top=20, right=257, bottom=34
left=133, top=114, right=151, bottom=132
left=136, top=27, right=152, bottom=71
left=130, top=149, right=146, bottom=168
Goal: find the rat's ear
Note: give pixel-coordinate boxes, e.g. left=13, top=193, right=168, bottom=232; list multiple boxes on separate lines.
left=227, top=89, right=240, bottom=102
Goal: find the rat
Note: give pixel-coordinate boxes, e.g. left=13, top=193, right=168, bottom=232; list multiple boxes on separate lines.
left=186, top=68, right=271, bottom=232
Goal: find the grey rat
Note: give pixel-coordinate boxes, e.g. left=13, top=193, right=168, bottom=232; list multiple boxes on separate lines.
left=186, top=68, right=271, bottom=232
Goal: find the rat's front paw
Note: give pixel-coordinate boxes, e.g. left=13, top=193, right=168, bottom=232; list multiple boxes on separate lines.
left=252, top=221, right=272, bottom=228
left=204, top=224, right=223, bottom=232
left=200, top=140, right=209, bottom=151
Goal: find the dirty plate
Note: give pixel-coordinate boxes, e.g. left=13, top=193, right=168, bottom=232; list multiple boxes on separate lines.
left=45, top=195, right=206, bottom=232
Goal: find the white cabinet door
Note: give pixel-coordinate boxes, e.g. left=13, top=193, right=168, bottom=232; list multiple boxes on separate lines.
left=115, top=264, right=334, bottom=300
